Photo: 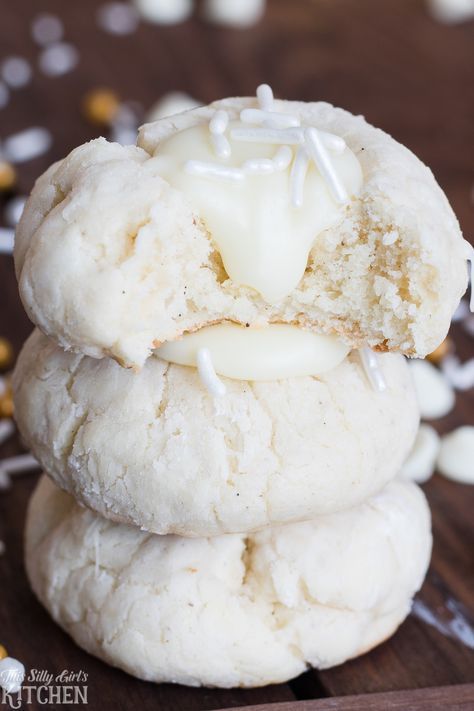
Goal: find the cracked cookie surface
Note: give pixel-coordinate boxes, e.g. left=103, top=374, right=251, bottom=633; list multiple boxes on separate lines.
left=14, top=98, right=468, bottom=368
left=14, top=330, right=419, bottom=536
left=25, top=476, right=431, bottom=688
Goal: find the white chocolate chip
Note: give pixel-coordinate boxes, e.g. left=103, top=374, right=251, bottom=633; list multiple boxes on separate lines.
left=97, top=2, right=140, bottom=34
left=427, top=0, right=474, bottom=24
left=400, top=424, right=440, bottom=483
left=203, top=0, right=266, bottom=26
left=3, top=127, right=52, bottom=163
left=1, top=57, right=32, bottom=89
left=39, top=43, right=79, bottom=77
left=146, top=92, right=199, bottom=122
left=437, top=426, right=474, bottom=484
left=409, top=359, right=455, bottom=419
left=134, top=0, right=193, bottom=24
left=31, top=13, right=64, bottom=46
left=441, top=355, right=474, bottom=391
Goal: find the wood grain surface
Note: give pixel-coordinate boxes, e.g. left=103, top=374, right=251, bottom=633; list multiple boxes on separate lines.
left=216, top=684, right=474, bottom=710
left=0, top=1, right=473, bottom=709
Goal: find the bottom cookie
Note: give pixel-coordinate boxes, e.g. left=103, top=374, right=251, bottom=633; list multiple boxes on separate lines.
left=25, top=477, right=431, bottom=688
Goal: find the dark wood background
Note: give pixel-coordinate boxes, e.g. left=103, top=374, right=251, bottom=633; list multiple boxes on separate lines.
left=0, top=1, right=473, bottom=709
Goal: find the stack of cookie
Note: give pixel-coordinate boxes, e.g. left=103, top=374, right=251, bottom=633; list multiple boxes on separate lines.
left=13, top=87, right=469, bottom=688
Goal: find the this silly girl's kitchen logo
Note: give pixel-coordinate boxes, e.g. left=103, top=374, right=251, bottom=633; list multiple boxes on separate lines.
left=1, top=669, right=88, bottom=707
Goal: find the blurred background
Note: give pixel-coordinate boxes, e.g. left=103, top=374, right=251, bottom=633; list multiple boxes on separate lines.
left=0, top=1, right=473, bottom=709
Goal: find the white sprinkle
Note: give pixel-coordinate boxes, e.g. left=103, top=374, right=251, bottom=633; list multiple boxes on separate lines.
left=441, top=354, right=474, bottom=391
left=97, top=2, right=140, bottom=34
left=464, top=240, right=474, bottom=311
left=305, top=127, right=348, bottom=204
left=209, top=110, right=231, bottom=158
left=134, top=0, right=193, bottom=24
left=0, top=420, right=15, bottom=447
left=290, top=146, right=310, bottom=208
left=230, top=125, right=345, bottom=153
left=4, top=196, right=26, bottom=227
left=272, top=145, right=292, bottom=170
left=39, top=42, right=79, bottom=77
left=0, top=228, right=14, bottom=254
left=256, top=83, right=274, bottom=111
left=185, top=160, right=244, bottom=182
left=211, top=133, right=231, bottom=159
left=197, top=348, right=226, bottom=397
left=209, top=109, right=229, bottom=135
left=359, top=348, right=387, bottom=392
left=242, top=146, right=292, bottom=175
left=0, top=657, right=25, bottom=694
left=243, top=157, right=275, bottom=175
left=1, top=57, right=32, bottom=89
left=240, top=108, right=300, bottom=129
left=0, top=82, right=9, bottom=109
left=231, top=125, right=304, bottom=145
left=412, top=598, right=474, bottom=649
left=31, top=14, right=64, bottom=46
left=0, top=453, right=39, bottom=476
left=3, top=127, right=52, bottom=163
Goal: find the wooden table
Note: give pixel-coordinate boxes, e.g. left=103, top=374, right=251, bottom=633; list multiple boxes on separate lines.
left=0, top=0, right=473, bottom=708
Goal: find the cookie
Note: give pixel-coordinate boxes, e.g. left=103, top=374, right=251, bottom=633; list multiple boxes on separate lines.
left=14, top=329, right=419, bottom=536
left=15, top=90, right=468, bottom=368
left=25, top=476, right=431, bottom=688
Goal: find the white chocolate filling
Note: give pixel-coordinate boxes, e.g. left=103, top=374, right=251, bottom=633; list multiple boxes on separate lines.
left=155, top=323, right=350, bottom=381
left=154, top=121, right=363, bottom=304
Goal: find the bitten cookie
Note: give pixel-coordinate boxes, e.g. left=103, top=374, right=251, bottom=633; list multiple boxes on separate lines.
left=14, top=91, right=468, bottom=368
left=25, top=476, right=431, bottom=688
left=14, top=330, right=419, bottom=536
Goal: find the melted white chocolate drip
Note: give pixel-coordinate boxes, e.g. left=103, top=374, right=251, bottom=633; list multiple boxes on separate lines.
left=154, top=120, right=363, bottom=304
left=155, top=323, right=350, bottom=381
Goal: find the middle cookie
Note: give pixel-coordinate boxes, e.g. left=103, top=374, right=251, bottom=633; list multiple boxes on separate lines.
left=14, top=329, right=418, bottom=537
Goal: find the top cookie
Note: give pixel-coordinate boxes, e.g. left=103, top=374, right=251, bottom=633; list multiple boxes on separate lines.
left=15, top=88, right=468, bottom=368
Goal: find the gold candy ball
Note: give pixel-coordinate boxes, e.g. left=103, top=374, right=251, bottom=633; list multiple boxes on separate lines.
left=0, top=161, right=16, bottom=192
left=0, top=338, right=14, bottom=370
left=0, top=396, right=14, bottom=418
left=427, top=337, right=452, bottom=365
left=0, top=645, right=8, bottom=660
left=82, top=88, right=120, bottom=126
